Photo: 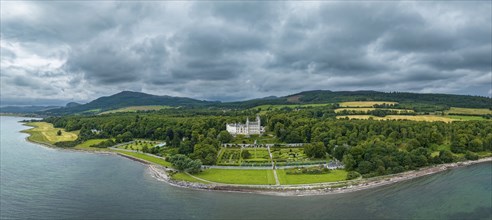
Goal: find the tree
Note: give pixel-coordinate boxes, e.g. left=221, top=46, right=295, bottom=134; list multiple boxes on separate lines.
left=191, top=143, right=217, bottom=165
left=168, top=154, right=202, bottom=173
left=218, top=130, right=233, bottom=143
left=242, top=150, right=251, bottom=159
left=57, top=130, right=62, bottom=136
left=304, top=142, right=325, bottom=158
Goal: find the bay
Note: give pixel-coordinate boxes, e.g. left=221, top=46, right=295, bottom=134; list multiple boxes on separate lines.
left=1, top=116, right=491, bottom=219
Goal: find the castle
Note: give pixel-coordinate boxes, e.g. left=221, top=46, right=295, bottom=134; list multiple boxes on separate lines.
left=226, top=115, right=265, bottom=136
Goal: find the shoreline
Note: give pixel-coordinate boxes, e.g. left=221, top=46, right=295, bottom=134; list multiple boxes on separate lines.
left=18, top=121, right=492, bottom=197
left=147, top=157, right=492, bottom=197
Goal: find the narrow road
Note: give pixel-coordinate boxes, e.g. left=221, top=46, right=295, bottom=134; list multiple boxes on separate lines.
left=267, top=146, right=280, bottom=185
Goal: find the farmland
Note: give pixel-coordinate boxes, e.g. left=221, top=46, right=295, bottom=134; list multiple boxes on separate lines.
left=445, top=107, right=492, bottom=116
left=337, top=115, right=456, bottom=122
left=99, top=105, right=172, bottom=114
left=339, top=101, right=398, bottom=107
left=334, top=108, right=414, bottom=113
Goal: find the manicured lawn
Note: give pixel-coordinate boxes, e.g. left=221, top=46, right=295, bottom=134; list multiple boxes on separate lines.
left=446, top=107, right=492, bottom=116
left=23, top=122, right=78, bottom=144
left=339, top=101, right=398, bottom=107
left=171, top=172, right=210, bottom=184
left=277, top=169, right=348, bottom=185
left=74, top=139, right=110, bottom=151
left=113, top=150, right=173, bottom=167
left=191, top=169, right=276, bottom=185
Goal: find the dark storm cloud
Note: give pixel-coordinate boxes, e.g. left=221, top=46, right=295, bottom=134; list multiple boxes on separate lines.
left=1, top=1, right=490, bottom=105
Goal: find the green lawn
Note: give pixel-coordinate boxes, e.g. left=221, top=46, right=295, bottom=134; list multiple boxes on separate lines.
left=171, top=172, right=210, bottom=184
left=74, top=139, right=110, bottom=151
left=23, top=122, right=79, bottom=144
left=113, top=150, right=173, bottom=167
left=277, top=169, right=348, bottom=185
left=190, top=169, right=276, bottom=185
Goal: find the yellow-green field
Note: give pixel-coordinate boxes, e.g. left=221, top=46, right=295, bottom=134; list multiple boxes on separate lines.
left=337, top=115, right=455, bottom=122
left=334, top=108, right=414, bottom=113
left=339, top=101, right=398, bottom=107
left=445, top=115, right=488, bottom=121
left=73, top=139, right=110, bottom=151
left=277, top=169, right=348, bottom=185
left=251, top=103, right=331, bottom=112
left=189, top=169, right=277, bottom=185
left=23, top=122, right=79, bottom=144
left=99, top=105, right=171, bottom=114
left=446, top=107, right=492, bottom=116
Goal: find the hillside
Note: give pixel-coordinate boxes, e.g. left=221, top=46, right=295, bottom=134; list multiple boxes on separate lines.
left=25, top=90, right=492, bottom=115
left=46, top=91, right=214, bottom=115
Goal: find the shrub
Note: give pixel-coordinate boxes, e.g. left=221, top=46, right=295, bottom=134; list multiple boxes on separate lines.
left=346, top=171, right=361, bottom=180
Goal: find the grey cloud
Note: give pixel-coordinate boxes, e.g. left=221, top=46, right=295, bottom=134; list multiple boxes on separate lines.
left=1, top=1, right=491, bottom=105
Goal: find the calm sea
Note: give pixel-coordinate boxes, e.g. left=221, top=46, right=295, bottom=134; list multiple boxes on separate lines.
left=1, top=116, right=491, bottom=219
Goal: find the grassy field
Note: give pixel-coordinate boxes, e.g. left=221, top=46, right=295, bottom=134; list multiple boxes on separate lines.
left=117, top=140, right=161, bottom=151
left=276, top=169, right=348, bottom=185
left=334, top=108, right=414, bottom=113
left=171, top=172, right=210, bottom=184
left=74, top=139, right=110, bottom=151
left=337, top=115, right=455, bottom=122
left=100, top=105, right=172, bottom=114
left=339, top=101, right=398, bottom=107
left=446, top=107, right=492, bottom=116
left=23, top=122, right=79, bottom=144
left=190, top=169, right=276, bottom=185
left=113, top=150, right=173, bottom=167
left=251, top=103, right=331, bottom=111
left=445, top=115, right=487, bottom=121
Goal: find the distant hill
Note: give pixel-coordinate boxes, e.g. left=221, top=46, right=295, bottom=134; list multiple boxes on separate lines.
left=0, top=105, right=61, bottom=113
left=283, top=90, right=492, bottom=108
left=46, top=91, right=214, bottom=115
left=65, top=102, right=82, bottom=108
left=41, top=90, right=492, bottom=115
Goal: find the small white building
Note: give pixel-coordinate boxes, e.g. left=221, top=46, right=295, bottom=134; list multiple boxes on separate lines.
left=226, top=115, right=265, bottom=136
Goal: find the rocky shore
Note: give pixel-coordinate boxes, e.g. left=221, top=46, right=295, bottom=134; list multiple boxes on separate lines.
left=147, top=157, right=492, bottom=197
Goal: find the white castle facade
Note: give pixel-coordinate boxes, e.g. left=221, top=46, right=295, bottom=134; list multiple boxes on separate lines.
left=226, top=115, right=265, bottom=135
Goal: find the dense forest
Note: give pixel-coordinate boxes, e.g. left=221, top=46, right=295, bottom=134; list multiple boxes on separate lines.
left=43, top=105, right=492, bottom=178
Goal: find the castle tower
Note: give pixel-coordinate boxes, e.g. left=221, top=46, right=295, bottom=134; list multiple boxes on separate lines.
left=246, top=117, right=249, bottom=134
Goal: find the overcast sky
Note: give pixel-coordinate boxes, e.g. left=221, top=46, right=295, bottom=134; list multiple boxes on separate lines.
left=1, top=1, right=491, bottom=105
